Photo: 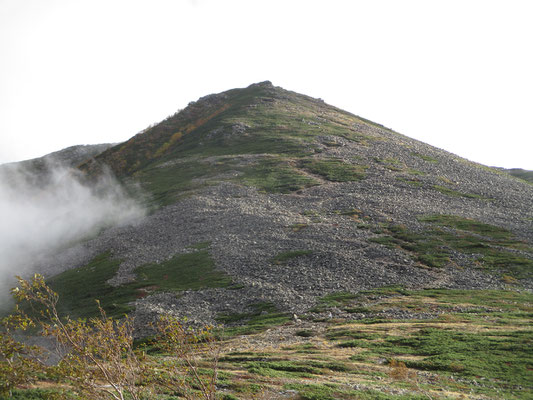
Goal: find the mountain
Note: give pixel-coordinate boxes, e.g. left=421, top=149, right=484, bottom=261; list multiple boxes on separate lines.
left=40, top=81, right=530, bottom=316
left=0, top=143, right=115, bottom=187
left=7, top=82, right=533, bottom=399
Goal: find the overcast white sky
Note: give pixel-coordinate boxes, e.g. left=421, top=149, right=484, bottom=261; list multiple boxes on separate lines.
left=1, top=0, right=532, bottom=169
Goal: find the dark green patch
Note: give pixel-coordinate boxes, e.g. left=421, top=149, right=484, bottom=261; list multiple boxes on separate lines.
left=506, top=168, right=533, bottom=184
left=396, top=177, right=423, bottom=187
left=411, top=152, right=438, bottom=163
left=46, top=248, right=231, bottom=319
left=136, top=250, right=232, bottom=292
left=47, top=251, right=132, bottom=318
left=369, top=216, right=533, bottom=278
left=299, top=158, right=367, bottom=182
left=433, top=184, right=487, bottom=199
left=217, top=302, right=290, bottom=337
left=272, top=250, right=313, bottom=264
left=311, top=291, right=357, bottom=312
left=239, top=158, right=318, bottom=193
left=8, top=388, right=77, bottom=399
left=290, top=223, right=308, bottom=232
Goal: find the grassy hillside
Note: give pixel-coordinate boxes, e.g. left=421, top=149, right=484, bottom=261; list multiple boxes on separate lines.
left=506, top=168, right=533, bottom=184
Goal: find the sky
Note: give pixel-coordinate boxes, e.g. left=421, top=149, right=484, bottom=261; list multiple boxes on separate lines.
left=1, top=0, right=532, bottom=169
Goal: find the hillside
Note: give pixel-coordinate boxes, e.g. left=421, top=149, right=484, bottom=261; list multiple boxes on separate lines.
left=6, top=82, right=533, bottom=399
left=504, top=168, right=533, bottom=184
left=42, top=81, right=532, bottom=317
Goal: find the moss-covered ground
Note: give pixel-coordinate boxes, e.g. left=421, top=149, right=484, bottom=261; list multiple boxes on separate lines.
left=10, top=287, right=532, bottom=399
left=369, top=214, right=533, bottom=279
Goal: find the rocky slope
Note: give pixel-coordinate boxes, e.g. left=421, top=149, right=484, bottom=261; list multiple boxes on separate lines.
left=22, top=82, right=532, bottom=330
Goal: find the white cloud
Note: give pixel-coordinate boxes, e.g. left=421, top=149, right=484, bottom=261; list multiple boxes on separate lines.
left=0, top=0, right=532, bottom=168
left=0, top=162, right=145, bottom=300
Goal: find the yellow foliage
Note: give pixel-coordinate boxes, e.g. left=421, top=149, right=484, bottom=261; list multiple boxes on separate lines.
left=154, top=131, right=183, bottom=157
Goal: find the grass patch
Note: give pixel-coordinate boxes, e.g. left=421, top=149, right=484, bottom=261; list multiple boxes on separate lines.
left=374, top=157, right=404, bottom=172
left=418, top=214, right=513, bottom=240
left=135, top=250, right=232, bottom=292
left=272, top=250, right=312, bottom=264
left=45, top=248, right=231, bottom=319
left=217, top=302, right=290, bottom=336
left=385, top=329, right=532, bottom=385
left=506, top=168, right=533, bottom=184
left=290, top=223, right=308, bottom=232
left=284, top=383, right=427, bottom=400
left=239, top=158, right=318, bottom=193
left=433, top=184, right=487, bottom=199
left=8, top=388, right=77, bottom=399
left=47, top=251, right=133, bottom=318
left=299, top=158, right=366, bottom=182
left=396, top=177, right=423, bottom=187
left=369, top=216, right=533, bottom=277
left=411, top=152, right=438, bottom=163
left=311, top=291, right=357, bottom=312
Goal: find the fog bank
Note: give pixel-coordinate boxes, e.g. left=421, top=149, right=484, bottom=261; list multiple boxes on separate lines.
left=0, top=163, right=145, bottom=301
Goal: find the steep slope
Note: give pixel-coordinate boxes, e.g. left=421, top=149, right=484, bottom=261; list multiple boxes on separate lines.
left=30, top=82, right=532, bottom=327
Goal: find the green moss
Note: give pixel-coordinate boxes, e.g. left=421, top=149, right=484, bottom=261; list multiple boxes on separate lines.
left=47, top=251, right=131, bottom=318
left=136, top=250, right=232, bottom=292
left=290, top=223, right=308, bottom=232
left=369, top=216, right=533, bottom=278
left=299, top=158, right=366, bottom=182
left=433, top=184, right=487, bottom=199
left=418, top=214, right=512, bottom=240
left=272, top=250, right=312, bottom=264
left=396, top=177, right=423, bottom=187
left=46, top=248, right=231, bottom=319
left=239, top=158, right=318, bottom=193
left=217, top=302, right=290, bottom=337
left=411, top=152, right=438, bottom=163
left=311, top=291, right=357, bottom=312
left=8, top=388, right=77, bottom=399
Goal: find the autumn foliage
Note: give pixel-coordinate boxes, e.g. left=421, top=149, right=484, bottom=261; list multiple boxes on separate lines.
left=0, top=274, right=218, bottom=399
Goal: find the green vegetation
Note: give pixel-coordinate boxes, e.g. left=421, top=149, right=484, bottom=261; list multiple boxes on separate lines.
left=217, top=302, right=290, bottom=336
left=506, top=168, right=533, bottom=184
left=239, top=158, right=318, bottom=193
left=47, top=251, right=130, bottom=318
left=290, top=223, right=308, bottom=232
left=319, top=287, right=533, bottom=399
left=418, top=214, right=513, bottom=240
left=284, top=383, right=428, bottom=400
left=136, top=250, right=232, bottom=292
left=407, top=168, right=425, bottom=176
left=272, top=250, right=313, bottom=264
left=374, top=157, right=404, bottom=172
left=8, top=388, right=76, bottom=399
left=433, top=184, right=487, bottom=199
left=369, top=215, right=533, bottom=278
left=46, top=247, right=232, bottom=319
left=411, top=152, right=438, bottom=163
left=313, top=291, right=357, bottom=311
left=396, top=177, right=423, bottom=187
left=299, top=158, right=367, bottom=182
left=9, top=284, right=533, bottom=399
left=135, top=159, right=229, bottom=206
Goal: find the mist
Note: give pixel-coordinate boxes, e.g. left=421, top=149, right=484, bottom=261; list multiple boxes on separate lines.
left=0, top=162, right=145, bottom=303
